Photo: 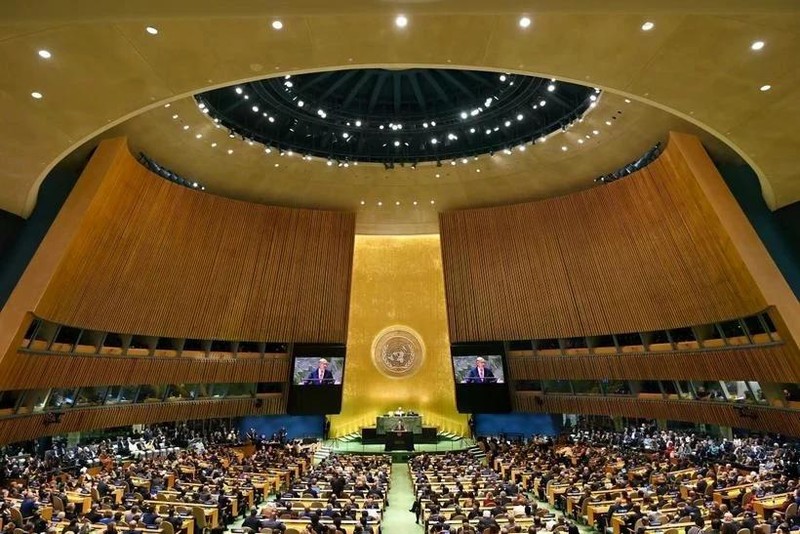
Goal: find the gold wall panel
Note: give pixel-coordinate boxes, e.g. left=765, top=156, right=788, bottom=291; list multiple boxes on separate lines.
left=332, top=235, right=467, bottom=437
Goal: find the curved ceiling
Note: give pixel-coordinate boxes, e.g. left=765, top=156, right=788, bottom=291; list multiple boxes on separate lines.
left=1, top=1, right=799, bottom=222
left=201, top=69, right=594, bottom=164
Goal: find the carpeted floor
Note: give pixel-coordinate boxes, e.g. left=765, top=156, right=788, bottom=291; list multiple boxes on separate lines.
left=381, top=464, right=424, bottom=534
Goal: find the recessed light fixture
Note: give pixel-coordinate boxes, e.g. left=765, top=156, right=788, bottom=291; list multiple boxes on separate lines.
left=395, top=201, right=400, bottom=206
left=469, top=128, right=476, bottom=133
left=561, top=146, right=568, bottom=151
left=605, top=120, right=612, bottom=125
left=145, top=26, right=159, bottom=35
left=355, top=120, right=362, bottom=127
left=378, top=201, right=383, bottom=206
left=274, top=163, right=280, bottom=167
left=625, top=98, right=631, bottom=103
left=195, top=134, right=202, bottom=139
left=31, top=91, right=43, bottom=99
left=539, top=100, right=546, bottom=106
left=227, top=149, right=233, bottom=154
left=499, top=75, right=507, bottom=82
left=360, top=200, right=365, bottom=205
left=395, top=15, right=408, bottom=28
left=460, top=111, right=468, bottom=119
left=413, top=201, right=418, bottom=205
left=297, top=100, right=304, bottom=107
left=641, top=21, right=655, bottom=31
left=431, top=138, right=438, bottom=145
left=38, top=50, right=52, bottom=59
left=592, top=130, right=599, bottom=135
left=394, top=140, right=400, bottom=147
left=430, top=200, right=435, bottom=205
left=547, top=84, right=555, bottom=92
left=751, top=40, right=765, bottom=51
left=760, top=84, right=772, bottom=92
left=517, top=114, right=524, bottom=121
left=172, top=114, right=178, bottom=119
left=519, top=16, right=531, bottom=28
left=182, top=125, right=189, bottom=130
left=578, top=139, right=584, bottom=144
left=272, top=20, right=283, bottom=30
left=518, top=145, right=526, bottom=151
left=235, top=87, right=243, bottom=95
left=211, top=143, right=217, bottom=147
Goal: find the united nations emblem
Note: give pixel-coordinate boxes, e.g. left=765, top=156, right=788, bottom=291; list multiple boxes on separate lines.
left=371, top=326, right=425, bottom=378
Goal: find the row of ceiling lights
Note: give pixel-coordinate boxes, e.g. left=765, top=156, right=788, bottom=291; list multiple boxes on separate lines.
left=26, top=19, right=773, bottom=102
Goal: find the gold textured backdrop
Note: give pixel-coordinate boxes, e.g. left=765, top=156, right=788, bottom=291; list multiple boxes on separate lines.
left=331, top=235, right=467, bottom=437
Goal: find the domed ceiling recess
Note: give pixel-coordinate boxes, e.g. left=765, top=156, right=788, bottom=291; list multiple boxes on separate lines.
left=197, top=68, right=597, bottom=167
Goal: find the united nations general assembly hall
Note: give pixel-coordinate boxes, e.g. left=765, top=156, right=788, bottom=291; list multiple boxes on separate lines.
left=1, top=2, right=800, bottom=534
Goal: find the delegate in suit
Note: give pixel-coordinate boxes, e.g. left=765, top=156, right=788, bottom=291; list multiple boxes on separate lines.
left=465, top=356, right=497, bottom=384
left=304, top=358, right=336, bottom=385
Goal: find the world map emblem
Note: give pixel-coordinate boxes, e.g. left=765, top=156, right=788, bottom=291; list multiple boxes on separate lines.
left=371, top=326, right=425, bottom=378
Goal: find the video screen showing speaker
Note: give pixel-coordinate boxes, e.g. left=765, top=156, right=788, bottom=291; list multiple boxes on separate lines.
left=452, top=342, right=511, bottom=413
left=292, top=356, right=345, bottom=385
left=287, top=344, right=345, bottom=415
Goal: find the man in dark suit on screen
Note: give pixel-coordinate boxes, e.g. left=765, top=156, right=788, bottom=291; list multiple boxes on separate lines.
left=304, top=358, right=335, bottom=385
left=465, top=356, right=497, bottom=384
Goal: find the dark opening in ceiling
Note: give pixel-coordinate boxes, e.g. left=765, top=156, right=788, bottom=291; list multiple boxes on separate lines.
left=198, top=68, right=598, bottom=165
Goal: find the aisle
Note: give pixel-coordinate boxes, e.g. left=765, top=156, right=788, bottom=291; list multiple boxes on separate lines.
left=382, top=463, right=424, bottom=534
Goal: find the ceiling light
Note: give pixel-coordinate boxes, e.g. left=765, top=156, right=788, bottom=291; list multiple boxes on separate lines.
left=450, top=160, right=456, bottom=166
left=355, top=120, right=362, bottom=127
left=504, top=120, right=511, bottom=127
left=589, top=102, right=597, bottom=108
left=145, top=26, right=159, bottom=35
left=476, top=169, right=481, bottom=173
left=413, top=201, right=418, bottom=205
left=252, top=106, right=259, bottom=112
left=172, top=114, right=178, bottom=119
left=590, top=95, right=597, bottom=101
left=751, top=40, right=765, bottom=51
left=274, top=163, right=280, bottom=167
left=517, top=114, right=524, bottom=121
left=342, top=132, right=349, bottom=138
left=227, top=149, right=233, bottom=154
left=297, top=100, right=304, bottom=107
left=265, top=148, right=272, bottom=153
left=460, top=111, right=468, bottom=119
left=431, top=138, right=438, bottom=144
left=235, top=87, right=243, bottom=95
left=422, top=122, right=428, bottom=128
left=268, top=116, right=275, bottom=123
left=31, top=91, right=43, bottom=99
left=435, top=173, right=440, bottom=178
left=461, top=158, right=468, bottom=164
left=641, top=21, right=655, bottom=31
left=760, top=84, right=772, bottom=91
left=578, top=139, right=584, bottom=144
left=244, top=95, right=249, bottom=100
left=469, top=128, right=476, bottom=133
left=625, top=98, right=631, bottom=103
left=605, top=120, right=612, bottom=125
left=547, top=84, right=555, bottom=92
left=211, top=143, right=217, bottom=147
left=394, top=140, right=400, bottom=147
left=430, top=200, right=435, bottom=205
left=430, top=121, right=436, bottom=126
left=272, top=20, right=283, bottom=30
left=379, top=125, right=385, bottom=130
left=503, top=149, right=512, bottom=155
left=561, top=146, right=568, bottom=151
left=195, top=134, right=202, bottom=139
left=518, top=145, right=526, bottom=151
left=182, top=125, right=189, bottom=130
left=378, top=201, right=383, bottom=206
left=327, top=160, right=333, bottom=166
left=499, top=75, right=507, bottom=82
left=538, top=136, right=546, bottom=143
left=38, top=50, right=52, bottom=59
left=519, top=16, right=531, bottom=28
left=485, top=129, right=492, bottom=135
left=395, top=15, right=408, bottom=28
left=593, top=130, right=599, bottom=135
left=395, top=201, right=400, bottom=206
left=539, top=100, right=546, bottom=106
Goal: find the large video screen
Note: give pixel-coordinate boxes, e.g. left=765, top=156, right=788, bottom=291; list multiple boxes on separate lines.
left=287, top=344, right=346, bottom=415
left=451, top=342, right=511, bottom=413
left=292, top=357, right=345, bottom=386
left=452, top=355, right=505, bottom=384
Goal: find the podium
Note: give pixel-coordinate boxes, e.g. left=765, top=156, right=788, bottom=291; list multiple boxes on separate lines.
left=385, top=431, right=414, bottom=451
left=376, top=415, right=422, bottom=435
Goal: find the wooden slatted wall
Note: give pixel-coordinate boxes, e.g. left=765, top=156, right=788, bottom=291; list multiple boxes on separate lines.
left=35, top=139, right=355, bottom=343
left=506, top=345, right=800, bottom=383
left=439, top=133, right=766, bottom=341
left=0, top=352, right=290, bottom=389
left=0, top=395, right=284, bottom=445
left=514, top=392, right=800, bottom=436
